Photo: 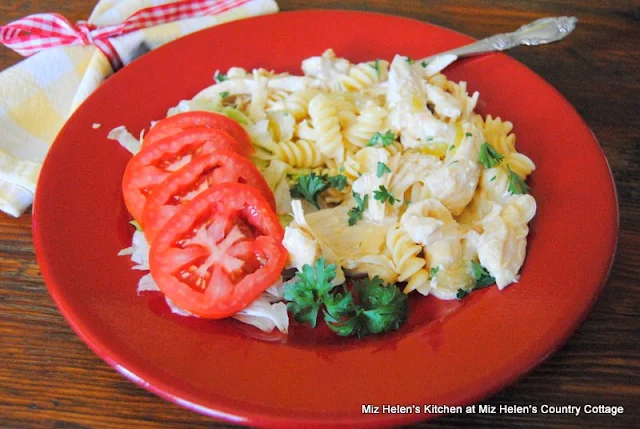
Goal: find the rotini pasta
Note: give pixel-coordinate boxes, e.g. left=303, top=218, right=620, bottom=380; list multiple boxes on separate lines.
left=177, top=49, right=537, bottom=301
left=386, top=226, right=426, bottom=282
left=273, top=139, right=324, bottom=168
left=308, top=93, right=345, bottom=162
left=340, top=60, right=389, bottom=92
left=344, top=101, right=387, bottom=148
left=285, top=88, right=321, bottom=121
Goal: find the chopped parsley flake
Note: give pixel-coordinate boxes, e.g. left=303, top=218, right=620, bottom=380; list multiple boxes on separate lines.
left=367, top=130, right=396, bottom=147
left=373, top=185, right=399, bottom=205
left=214, top=72, right=228, bottom=83
left=376, top=162, right=391, bottom=178
left=478, top=142, right=504, bottom=168
left=507, top=165, right=530, bottom=195
left=429, top=266, right=440, bottom=280
left=371, top=58, right=381, bottom=75
left=348, top=192, right=368, bottom=226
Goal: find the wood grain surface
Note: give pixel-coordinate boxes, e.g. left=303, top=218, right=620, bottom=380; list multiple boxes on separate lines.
left=1, top=0, right=638, bottom=428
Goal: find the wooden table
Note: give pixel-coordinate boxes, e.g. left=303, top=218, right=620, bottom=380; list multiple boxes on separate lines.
left=1, top=0, right=638, bottom=428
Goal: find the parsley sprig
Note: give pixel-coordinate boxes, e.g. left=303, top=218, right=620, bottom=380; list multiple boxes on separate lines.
left=373, top=185, right=399, bottom=205
left=456, top=261, right=496, bottom=299
left=348, top=191, right=368, bottom=226
left=367, top=130, right=396, bottom=147
left=478, top=142, right=504, bottom=168
left=284, top=258, right=408, bottom=337
left=325, top=277, right=408, bottom=337
left=507, top=165, right=530, bottom=195
left=284, top=258, right=336, bottom=327
left=290, top=173, right=348, bottom=208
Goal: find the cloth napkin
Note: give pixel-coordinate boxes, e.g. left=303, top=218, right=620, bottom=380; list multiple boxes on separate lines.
left=0, top=0, right=279, bottom=217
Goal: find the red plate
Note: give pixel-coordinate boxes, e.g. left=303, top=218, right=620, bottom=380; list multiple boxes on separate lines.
left=33, top=10, right=618, bottom=428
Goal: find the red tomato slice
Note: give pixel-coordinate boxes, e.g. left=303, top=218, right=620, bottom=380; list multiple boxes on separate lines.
left=143, top=111, right=253, bottom=155
left=149, top=183, right=286, bottom=319
left=122, top=128, right=245, bottom=224
left=142, top=150, right=276, bottom=242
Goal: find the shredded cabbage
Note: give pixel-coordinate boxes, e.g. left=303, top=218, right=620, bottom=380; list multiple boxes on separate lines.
left=107, top=126, right=140, bottom=155
left=119, top=228, right=289, bottom=333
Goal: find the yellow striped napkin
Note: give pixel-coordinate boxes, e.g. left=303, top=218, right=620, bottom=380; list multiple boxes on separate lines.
left=0, top=0, right=279, bottom=217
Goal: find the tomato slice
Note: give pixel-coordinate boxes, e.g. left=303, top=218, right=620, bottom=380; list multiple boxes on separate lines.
left=149, top=183, right=286, bottom=318
left=142, top=150, right=276, bottom=242
left=122, top=128, right=245, bottom=224
left=143, top=111, right=254, bottom=155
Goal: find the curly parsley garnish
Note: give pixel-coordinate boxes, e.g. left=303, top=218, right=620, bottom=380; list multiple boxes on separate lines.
left=367, top=130, right=396, bottom=147
left=478, top=142, right=504, bottom=168
left=325, top=277, right=408, bottom=338
left=284, top=258, right=408, bottom=338
left=283, top=258, right=337, bottom=327
left=348, top=191, right=368, bottom=226
left=373, top=185, right=399, bottom=205
left=507, top=165, right=530, bottom=195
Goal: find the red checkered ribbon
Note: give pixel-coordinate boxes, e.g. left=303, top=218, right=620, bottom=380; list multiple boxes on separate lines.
left=0, top=0, right=250, bottom=70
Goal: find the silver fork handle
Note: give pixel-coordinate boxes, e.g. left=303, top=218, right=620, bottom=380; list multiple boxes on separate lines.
left=420, top=16, right=578, bottom=63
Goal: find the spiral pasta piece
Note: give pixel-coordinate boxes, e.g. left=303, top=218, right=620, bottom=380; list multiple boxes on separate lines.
left=475, top=115, right=517, bottom=155
left=308, top=93, right=345, bottom=161
left=328, top=93, right=358, bottom=128
left=386, top=226, right=426, bottom=282
left=404, top=268, right=430, bottom=295
left=266, top=89, right=289, bottom=110
left=347, top=253, right=398, bottom=283
left=273, top=139, right=324, bottom=168
left=344, top=102, right=387, bottom=148
left=340, top=60, right=389, bottom=92
left=342, top=155, right=362, bottom=182
left=285, top=88, right=321, bottom=121
left=504, top=152, right=536, bottom=179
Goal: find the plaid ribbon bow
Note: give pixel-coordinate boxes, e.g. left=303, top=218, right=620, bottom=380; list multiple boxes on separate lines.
left=0, top=0, right=250, bottom=70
